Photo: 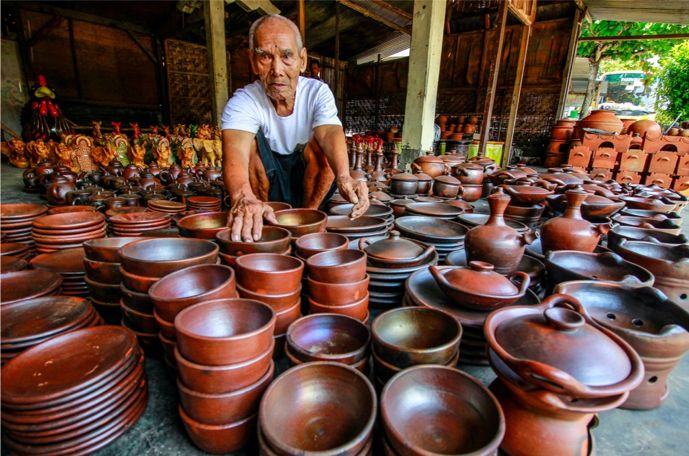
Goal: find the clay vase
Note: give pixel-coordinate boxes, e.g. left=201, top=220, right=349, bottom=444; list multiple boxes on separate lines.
left=579, top=110, right=623, bottom=134
left=464, top=188, right=536, bottom=274
left=350, top=153, right=367, bottom=181
left=540, top=189, right=611, bottom=253
left=46, top=175, right=77, bottom=205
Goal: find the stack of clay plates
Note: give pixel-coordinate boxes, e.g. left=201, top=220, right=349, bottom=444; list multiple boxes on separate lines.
left=405, top=202, right=464, bottom=220
left=394, top=216, right=467, bottom=261
left=1, top=203, right=48, bottom=249
left=30, top=248, right=89, bottom=297
left=1, top=296, right=101, bottom=365
left=329, top=203, right=394, bottom=229
left=147, top=199, right=186, bottom=215
left=1, top=326, right=147, bottom=454
left=109, top=212, right=172, bottom=237
left=326, top=215, right=390, bottom=240
left=31, top=212, right=106, bottom=254
left=0, top=242, right=31, bottom=260
left=186, top=196, right=222, bottom=212
left=0, top=269, right=63, bottom=306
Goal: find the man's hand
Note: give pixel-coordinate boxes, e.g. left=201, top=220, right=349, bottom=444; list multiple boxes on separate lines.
left=227, top=195, right=278, bottom=242
left=337, top=174, right=369, bottom=219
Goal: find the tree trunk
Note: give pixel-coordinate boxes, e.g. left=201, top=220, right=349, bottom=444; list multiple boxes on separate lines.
left=580, top=57, right=601, bottom=118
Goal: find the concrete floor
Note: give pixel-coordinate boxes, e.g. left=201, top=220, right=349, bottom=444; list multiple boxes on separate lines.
left=1, top=160, right=689, bottom=455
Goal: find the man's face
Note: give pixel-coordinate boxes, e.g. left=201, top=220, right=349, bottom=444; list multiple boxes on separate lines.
left=311, top=63, right=319, bottom=76
left=250, top=19, right=307, bottom=105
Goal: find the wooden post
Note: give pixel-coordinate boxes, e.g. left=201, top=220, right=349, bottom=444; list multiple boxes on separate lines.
left=335, top=2, right=340, bottom=111
left=502, top=24, right=531, bottom=167
left=401, top=0, right=447, bottom=155
left=203, top=0, right=229, bottom=126
left=556, top=7, right=584, bottom=119
left=478, top=0, right=508, bottom=158
left=298, top=0, right=306, bottom=44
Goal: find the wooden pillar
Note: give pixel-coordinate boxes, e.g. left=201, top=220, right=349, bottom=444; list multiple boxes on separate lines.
left=556, top=7, right=584, bottom=119
left=298, top=0, right=306, bottom=44
left=477, top=0, right=508, bottom=158
left=204, top=0, right=229, bottom=126
left=401, top=0, right=447, bottom=156
left=503, top=24, right=531, bottom=166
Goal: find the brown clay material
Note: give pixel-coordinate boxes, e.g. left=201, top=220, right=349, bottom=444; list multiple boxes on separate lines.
left=359, top=231, right=434, bottom=269
left=274, top=300, right=302, bottom=334
left=119, top=267, right=159, bottom=293
left=120, top=300, right=158, bottom=334
left=85, top=277, right=123, bottom=304
left=389, top=173, right=419, bottom=195
left=235, top=253, right=304, bottom=294
left=457, top=184, right=483, bottom=202
left=286, top=314, right=370, bottom=364
left=177, top=212, right=229, bottom=239
left=179, top=406, right=256, bottom=455
left=295, top=232, right=349, bottom=259
left=216, top=226, right=292, bottom=256
left=1, top=270, right=63, bottom=305
left=153, top=310, right=176, bottom=340
left=306, top=249, right=367, bottom=283
left=501, top=185, right=553, bottom=205
left=118, top=238, right=218, bottom=277
left=308, top=294, right=369, bottom=322
left=607, top=225, right=687, bottom=251
left=83, top=258, right=122, bottom=285
left=237, top=284, right=302, bottom=312
left=269, top=209, right=328, bottom=237
left=433, top=175, right=461, bottom=198
left=306, top=275, right=369, bottom=306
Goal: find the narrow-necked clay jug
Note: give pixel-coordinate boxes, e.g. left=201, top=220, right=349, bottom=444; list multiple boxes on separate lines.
left=464, top=188, right=536, bottom=274
left=540, top=188, right=611, bottom=253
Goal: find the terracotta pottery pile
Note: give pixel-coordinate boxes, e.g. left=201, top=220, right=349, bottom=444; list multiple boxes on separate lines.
left=270, top=208, right=327, bottom=238
left=329, top=203, right=394, bottom=227
left=47, top=205, right=97, bottom=215
left=485, top=294, right=644, bottom=456
left=394, top=217, right=466, bottom=261
left=305, top=249, right=369, bottom=322
left=186, top=195, right=221, bottom=212
left=326, top=214, right=390, bottom=240
left=31, top=211, right=106, bottom=254
left=118, top=238, right=219, bottom=354
left=381, top=366, right=505, bottom=455
left=607, top=225, right=687, bottom=251
left=235, top=253, right=304, bottom=355
left=405, top=201, right=464, bottom=220
left=0, top=203, right=48, bottom=249
left=109, top=211, right=172, bottom=237
left=147, top=199, right=186, bottom=214
left=30, top=247, right=89, bottom=298
left=0, top=269, right=62, bottom=305
left=177, top=211, right=228, bottom=239
left=0, top=296, right=100, bottom=365
left=371, top=307, right=462, bottom=387
left=285, top=313, right=370, bottom=372
left=216, top=226, right=291, bottom=267
left=0, top=242, right=31, bottom=260
left=294, top=232, right=348, bottom=260
left=174, top=299, right=275, bottom=454
left=258, top=362, right=376, bottom=455
left=1, top=326, right=147, bottom=455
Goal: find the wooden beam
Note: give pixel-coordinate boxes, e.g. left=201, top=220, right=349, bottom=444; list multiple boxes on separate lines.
left=298, top=0, right=306, bottom=45
left=579, top=33, right=689, bottom=42
left=233, top=0, right=280, bottom=15
left=370, top=0, right=413, bottom=21
left=67, top=19, right=82, bottom=99
left=204, top=0, right=229, bottom=126
left=338, top=0, right=411, bottom=35
left=306, top=13, right=360, bottom=48
left=26, top=15, right=64, bottom=48
left=556, top=7, right=584, bottom=119
left=507, top=2, right=532, bottom=26
left=478, top=0, right=508, bottom=158
left=126, top=30, right=157, bottom=65
left=503, top=24, right=531, bottom=167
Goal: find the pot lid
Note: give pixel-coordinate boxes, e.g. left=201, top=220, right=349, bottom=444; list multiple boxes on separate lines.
left=415, top=155, right=443, bottom=163
left=391, top=172, right=418, bottom=182
left=362, top=230, right=426, bottom=261
left=413, top=171, right=433, bottom=181
left=441, top=261, right=518, bottom=297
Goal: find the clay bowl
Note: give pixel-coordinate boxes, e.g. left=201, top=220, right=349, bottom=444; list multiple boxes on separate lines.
left=84, top=277, right=122, bottom=304
left=179, top=406, right=256, bottom=455
left=307, top=274, right=370, bottom=305
left=0, top=270, right=62, bottom=305
left=177, top=212, right=228, bottom=239
left=178, top=361, right=274, bottom=425
left=259, top=362, right=376, bottom=455
left=236, top=284, right=302, bottom=312
left=175, top=339, right=275, bottom=394
left=235, top=253, right=304, bottom=294
left=382, top=366, right=505, bottom=456
left=118, top=238, right=218, bottom=277
left=82, top=258, right=122, bottom=284
left=607, top=225, right=688, bottom=251
left=330, top=203, right=394, bottom=221
left=372, top=307, right=462, bottom=368
left=295, top=232, right=349, bottom=258
left=274, top=300, right=302, bottom=334
left=501, top=185, right=553, bottom=205
left=619, top=196, right=676, bottom=213
left=612, top=215, right=681, bottom=235
left=283, top=342, right=369, bottom=373
left=175, top=298, right=275, bottom=365
left=216, top=226, right=292, bottom=256
left=148, top=264, right=237, bottom=322
left=121, top=300, right=159, bottom=333
left=119, top=267, right=159, bottom=293
left=308, top=294, right=369, bottom=322
left=266, top=201, right=292, bottom=212
left=153, top=310, right=176, bottom=340
left=270, top=209, right=327, bottom=237
left=306, top=249, right=367, bottom=283
left=286, top=314, right=370, bottom=364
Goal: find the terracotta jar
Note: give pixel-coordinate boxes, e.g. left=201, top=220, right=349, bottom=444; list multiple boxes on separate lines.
left=627, top=119, right=661, bottom=138
left=359, top=230, right=434, bottom=269
left=468, top=156, right=497, bottom=174
left=579, top=109, right=623, bottom=133
left=540, top=189, right=611, bottom=253
left=413, top=171, right=433, bottom=195
left=46, top=175, right=77, bottom=205
left=389, top=173, right=418, bottom=196
left=412, top=153, right=448, bottom=178
left=432, top=175, right=461, bottom=198
left=453, top=163, right=484, bottom=184
left=465, top=189, right=536, bottom=274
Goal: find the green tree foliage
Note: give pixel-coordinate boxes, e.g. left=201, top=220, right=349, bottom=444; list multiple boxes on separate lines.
left=655, top=41, right=689, bottom=125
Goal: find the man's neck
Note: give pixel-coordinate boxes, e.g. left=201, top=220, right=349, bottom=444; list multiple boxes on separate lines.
left=271, top=98, right=295, bottom=116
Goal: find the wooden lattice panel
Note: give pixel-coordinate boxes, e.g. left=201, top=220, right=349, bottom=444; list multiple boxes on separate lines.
left=165, top=39, right=212, bottom=125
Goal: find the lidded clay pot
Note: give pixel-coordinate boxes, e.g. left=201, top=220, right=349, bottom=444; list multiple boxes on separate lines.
left=465, top=188, right=536, bottom=274
left=453, top=163, right=484, bottom=184
left=540, top=188, right=610, bottom=253
left=359, top=230, right=434, bottom=269
left=413, top=171, right=433, bottom=195
left=412, top=153, right=448, bottom=178
left=389, top=172, right=418, bottom=196
left=580, top=109, right=623, bottom=133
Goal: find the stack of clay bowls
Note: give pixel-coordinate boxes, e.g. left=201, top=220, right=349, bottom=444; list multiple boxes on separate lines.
left=258, top=362, right=376, bottom=455
left=147, top=199, right=186, bottom=215
left=30, top=248, right=89, bottom=298
left=285, top=314, right=370, bottom=373
left=149, top=264, right=237, bottom=369
left=31, top=211, right=106, bottom=254
left=109, top=211, right=172, bottom=237
left=118, top=238, right=219, bottom=354
left=305, top=249, right=369, bottom=322
left=83, top=238, right=142, bottom=324
left=0, top=269, right=62, bottom=305
left=187, top=196, right=221, bottom=212
left=294, top=232, right=348, bottom=261
left=329, top=203, right=394, bottom=230
left=326, top=215, right=389, bottom=240
left=371, top=307, right=462, bottom=387
left=215, top=226, right=292, bottom=267
left=174, top=299, right=275, bottom=454
left=235, top=253, right=304, bottom=357
left=394, top=216, right=467, bottom=261
left=1, top=326, right=147, bottom=454
left=501, top=184, right=553, bottom=230
left=1, top=296, right=100, bottom=365
left=177, top=212, right=228, bottom=239
left=0, top=203, right=48, bottom=250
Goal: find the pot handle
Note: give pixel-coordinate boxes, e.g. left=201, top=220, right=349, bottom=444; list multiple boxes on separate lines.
left=594, top=223, right=611, bottom=236
left=411, top=162, right=422, bottom=172
left=429, top=265, right=454, bottom=292
left=508, top=271, right=531, bottom=297
left=358, top=237, right=372, bottom=251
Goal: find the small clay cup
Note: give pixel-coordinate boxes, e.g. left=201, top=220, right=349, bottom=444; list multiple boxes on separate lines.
left=308, top=294, right=369, bottom=322
left=179, top=406, right=256, bottom=455
left=295, top=232, right=349, bottom=259
left=235, top=253, right=304, bottom=294
left=119, top=267, right=159, bottom=293
left=287, top=313, right=370, bottom=364
left=307, top=274, right=370, bottom=305
left=306, top=250, right=367, bottom=283
left=236, top=284, right=302, bottom=313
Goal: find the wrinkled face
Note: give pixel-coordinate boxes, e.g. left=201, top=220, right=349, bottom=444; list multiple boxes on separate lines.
left=250, top=19, right=307, bottom=106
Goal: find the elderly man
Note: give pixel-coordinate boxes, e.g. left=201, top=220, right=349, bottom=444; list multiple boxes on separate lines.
left=222, top=14, right=369, bottom=242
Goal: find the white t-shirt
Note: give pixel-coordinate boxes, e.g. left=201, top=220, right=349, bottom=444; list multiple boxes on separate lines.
left=221, top=76, right=342, bottom=155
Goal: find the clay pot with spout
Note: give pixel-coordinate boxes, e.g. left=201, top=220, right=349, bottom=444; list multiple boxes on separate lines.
left=147, top=163, right=162, bottom=177
left=159, top=164, right=181, bottom=185
left=46, top=175, right=77, bottom=205
left=137, top=172, right=160, bottom=190
left=122, top=164, right=141, bottom=181
left=540, top=189, right=611, bottom=253
left=175, top=170, right=196, bottom=187
left=105, top=159, right=124, bottom=176
left=465, top=189, right=536, bottom=274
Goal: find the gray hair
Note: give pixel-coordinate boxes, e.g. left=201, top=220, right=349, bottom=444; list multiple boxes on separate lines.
left=248, top=14, right=304, bottom=51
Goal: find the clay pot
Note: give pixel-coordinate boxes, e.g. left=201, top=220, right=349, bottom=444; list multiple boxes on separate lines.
left=235, top=254, right=304, bottom=294
left=306, top=249, right=367, bottom=283
left=463, top=123, right=476, bottom=135
left=551, top=126, right=573, bottom=140
left=216, top=226, right=291, bottom=256
left=412, top=154, right=448, bottom=178
left=270, top=209, right=328, bottom=237
left=464, top=189, right=535, bottom=274
left=501, top=185, right=553, bottom=205
left=389, top=199, right=414, bottom=217
left=389, top=173, right=418, bottom=196
left=179, top=406, right=256, bottom=454
left=453, top=163, right=484, bottom=184
left=237, top=284, right=301, bottom=313
left=286, top=314, right=370, bottom=364
left=295, top=232, right=348, bottom=259
left=308, top=294, right=369, bottom=322
left=359, top=231, right=434, bottom=269
left=627, top=119, right=662, bottom=138
left=46, top=175, right=77, bottom=205
left=307, top=275, right=369, bottom=306
left=456, top=183, right=483, bottom=203
left=413, top=171, right=433, bottom=195
left=118, top=238, right=218, bottom=277
left=121, top=300, right=158, bottom=333
left=579, top=109, right=623, bottom=133
left=433, top=175, right=461, bottom=198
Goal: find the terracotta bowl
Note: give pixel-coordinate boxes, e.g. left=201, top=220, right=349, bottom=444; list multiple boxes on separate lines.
left=154, top=310, right=176, bottom=340
left=121, top=300, right=158, bottom=333
left=175, top=298, right=275, bottom=365
left=236, top=284, right=301, bottom=312
left=175, top=339, right=275, bottom=394
left=308, top=294, right=369, bottom=322
left=118, top=238, right=218, bottom=277
left=284, top=343, right=369, bottom=373
left=381, top=366, right=505, bottom=456
left=178, top=361, right=274, bottom=425
left=295, top=232, right=349, bottom=258
left=287, top=313, right=370, bottom=364
left=235, top=253, right=304, bottom=294
left=82, top=237, right=144, bottom=263
left=159, top=331, right=176, bottom=359
left=179, top=406, right=256, bottom=454
left=119, top=267, right=159, bottom=294
left=306, top=274, right=370, bottom=306
left=216, top=226, right=292, bottom=256
left=270, top=209, right=328, bottom=237
left=372, top=307, right=462, bottom=368
left=306, top=249, right=367, bottom=283
left=84, top=277, right=122, bottom=304
left=120, top=284, right=154, bottom=313
left=82, top=258, right=122, bottom=284
left=148, top=264, right=237, bottom=322
left=259, top=362, right=376, bottom=455
left=274, top=300, right=302, bottom=334
left=177, top=212, right=229, bottom=239
left=266, top=201, right=292, bottom=212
